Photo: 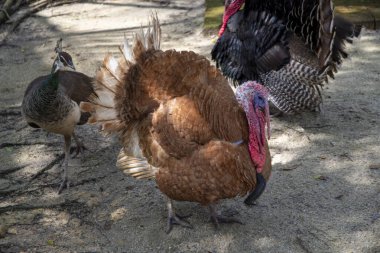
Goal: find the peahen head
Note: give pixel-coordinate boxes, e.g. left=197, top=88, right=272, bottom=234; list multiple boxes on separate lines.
left=219, top=0, right=245, bottom=37
left=235, top=81, right=270, bottom=172
left=51, top=51, right=75, bottom=73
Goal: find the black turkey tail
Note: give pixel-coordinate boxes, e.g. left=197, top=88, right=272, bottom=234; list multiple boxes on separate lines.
left=243, top=0, right=337, bottom=71
left=243, top=0, right=291, bottom=19
left=327, top=15, right=362, bottom=78
left=211, top=10, right=290, bottom=84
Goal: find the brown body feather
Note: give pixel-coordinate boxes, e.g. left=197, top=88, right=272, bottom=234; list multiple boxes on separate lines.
left=81, top=16, right=271, bottom=224
left=117, top=49, right=270, bottom=204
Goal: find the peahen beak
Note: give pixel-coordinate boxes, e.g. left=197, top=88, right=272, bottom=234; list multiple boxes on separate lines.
left=244, top=173, right=266, bottom=205
left=65, top=59, right=76, bottom=70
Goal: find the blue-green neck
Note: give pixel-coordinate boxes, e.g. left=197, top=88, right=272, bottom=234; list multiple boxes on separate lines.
left=42, top=70, right=60, bottom=91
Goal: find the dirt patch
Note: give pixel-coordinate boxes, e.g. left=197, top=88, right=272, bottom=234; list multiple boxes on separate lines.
left=0, top=1, right=379, bottom=252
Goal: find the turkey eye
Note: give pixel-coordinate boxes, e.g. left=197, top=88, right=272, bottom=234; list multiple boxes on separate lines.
left=256, top=95, right=263, bottom=102
left=253, top=94, right=265, bottom=108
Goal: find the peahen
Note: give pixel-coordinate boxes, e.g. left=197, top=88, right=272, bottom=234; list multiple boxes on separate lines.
left=21, top=39, right=95, bottom=193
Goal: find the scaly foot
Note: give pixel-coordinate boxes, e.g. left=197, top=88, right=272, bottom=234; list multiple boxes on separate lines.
left=57, top=177, right=70, bottom=194
left=208, top=205, right=243, bottom=229
left=165, top=197, right=193, bottom=233
left=166, top=213, right=193, bottom=234
left=71, top=132, right=87, bottom=158
left=70, top=143, right=87, bottom=158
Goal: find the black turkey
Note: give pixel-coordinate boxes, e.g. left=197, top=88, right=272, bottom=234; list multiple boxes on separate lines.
left=212, top=0, right=361, bottom=114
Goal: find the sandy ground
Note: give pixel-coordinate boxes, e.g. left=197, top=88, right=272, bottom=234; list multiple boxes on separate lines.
left=0, top=1, right=379, bottom=252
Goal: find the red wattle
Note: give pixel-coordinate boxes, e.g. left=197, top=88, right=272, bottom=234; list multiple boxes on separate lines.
left=248, top=110, right=267, bottom=174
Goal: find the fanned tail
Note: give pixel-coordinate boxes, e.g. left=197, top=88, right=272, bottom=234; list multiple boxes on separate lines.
left=80, top=13, right=161, bottom=134
left=281, top=0, right=361, bottom=79
left=327, top=15, right=362, bottom=78
left=316, top=0, right=335, bottom=70
left=80, top=14, right=161, bottom=180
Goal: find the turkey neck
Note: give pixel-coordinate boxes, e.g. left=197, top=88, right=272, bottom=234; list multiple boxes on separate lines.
left=246, top=104, right=267, bottom=174
left=219, top=0, right=245, bottom=36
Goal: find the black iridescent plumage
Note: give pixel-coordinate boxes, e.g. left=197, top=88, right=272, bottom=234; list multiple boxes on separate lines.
left=212, top=0, right=361, bottom=114
left=212, top=11, right=290, bottom=85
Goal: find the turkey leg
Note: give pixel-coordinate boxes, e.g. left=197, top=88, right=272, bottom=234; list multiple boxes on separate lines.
left=208, top=204, right=243, bottom=229
left=165, top=197, right=193, bottom=233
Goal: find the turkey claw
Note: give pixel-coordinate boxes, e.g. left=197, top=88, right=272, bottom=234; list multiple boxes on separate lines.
left=166, top=213, right=193, bottom=234
left=70, top=144, right=87, bottom=158
left=57, top=178, right=70, bottom=194
left=209, top=214, right=244, bottom=229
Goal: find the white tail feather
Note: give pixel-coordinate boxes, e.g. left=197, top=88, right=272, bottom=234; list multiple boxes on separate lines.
left=80, top=13, right=161, bottom=134
left=105, top=55, right=119, bottom=75
left=121, top=35, right=134, bottom=62
left=80, top=102, right=117, bottom=122
left=117, top=148, right=158, bottom=179
left=91, top=90, right=115, bottom=108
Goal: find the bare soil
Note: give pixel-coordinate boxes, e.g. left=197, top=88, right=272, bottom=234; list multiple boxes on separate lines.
left=0, top=1, right=379, bottom=252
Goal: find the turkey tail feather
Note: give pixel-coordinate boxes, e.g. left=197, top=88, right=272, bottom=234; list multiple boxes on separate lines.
left=317, top=0, right=335, bottom=68
left=80, top=13, right=161, bottom=133
left=330, top=15, right=362, bottom=64
left=117, top=148, right=158, bottom=179
left=214, top=0, right=361, bottom=114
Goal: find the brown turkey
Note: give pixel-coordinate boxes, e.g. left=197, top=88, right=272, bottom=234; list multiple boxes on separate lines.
left=80, top=15, right=273, bottom=233
left=212, top=0, right=361, bottom=114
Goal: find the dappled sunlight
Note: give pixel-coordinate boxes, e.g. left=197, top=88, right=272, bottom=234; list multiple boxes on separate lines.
left=11, top=146, right=60, bottom=176
left=359, top=44, right=380, bottom=53
left=252, top=236, right=278, bottom=251
left=198, top=233, right=235, bottom=253
left=271, top=152, right=298, bottom=167
left=38, top=190, right=66, bottom=202
left=40, top=209, right=70, bottom=227
left=0, top=1, right=379, bottom=252
left=110, top=207, right=128, bottom=222
left=344, top=172, right=375, bottom=186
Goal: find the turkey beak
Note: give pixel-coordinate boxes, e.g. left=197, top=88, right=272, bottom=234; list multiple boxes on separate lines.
left=244, top=173, right=266, bottom=205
